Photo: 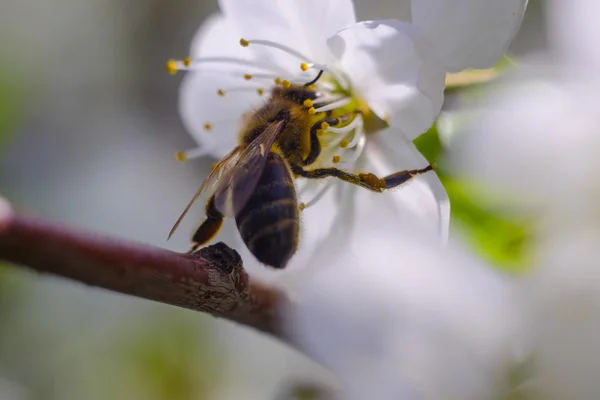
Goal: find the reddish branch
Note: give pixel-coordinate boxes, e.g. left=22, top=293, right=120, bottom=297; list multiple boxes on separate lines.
left=0, top=209, right=284, bottom=337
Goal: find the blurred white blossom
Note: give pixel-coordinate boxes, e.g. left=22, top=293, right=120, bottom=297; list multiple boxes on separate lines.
left=449, top=0, right=600, bottom=398
left=285, top=229, right=521, bottom=400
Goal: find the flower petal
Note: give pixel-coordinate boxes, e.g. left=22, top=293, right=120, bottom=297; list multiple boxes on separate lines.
left=368, top=128, right=450, bottom=240
left=180, top=14, right=267, bottom=157
left=218, top=0, right=356, bottom=69
left=550, top=0, right=600, bottom=71
left=327, top=20, right=446, bottom=140
left=285, top=227, right=519, bottom=400
left=411, top=0, right=528, bottom=72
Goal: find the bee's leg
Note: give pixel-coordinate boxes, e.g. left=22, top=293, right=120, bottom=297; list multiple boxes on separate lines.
left=303, top=115, right=350, bottom=166
left=290, top=163, right=435, bottom=192
left=189, top=195, right=224, bottom=253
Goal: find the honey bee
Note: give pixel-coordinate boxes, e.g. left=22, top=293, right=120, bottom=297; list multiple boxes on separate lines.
left=170, top=72, right=434, bottom=269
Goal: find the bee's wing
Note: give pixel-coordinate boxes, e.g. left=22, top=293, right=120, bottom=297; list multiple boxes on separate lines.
left=168, top=146, right=241, bottom=240
left=214, top=120, right=286, bottom=217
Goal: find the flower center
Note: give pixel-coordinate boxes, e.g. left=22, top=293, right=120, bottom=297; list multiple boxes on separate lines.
left=168, top=36, right=385, bottom=208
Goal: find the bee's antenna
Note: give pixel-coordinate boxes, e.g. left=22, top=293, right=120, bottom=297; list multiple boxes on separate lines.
left=304, top=70, right=324, bottom=87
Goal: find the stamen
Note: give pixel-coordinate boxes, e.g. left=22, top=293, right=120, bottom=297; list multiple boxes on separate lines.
left=240, top=38, right=312, bottom=63
left=312, top=94, right=345, bottom=105
left=303, top=70, right=324, bottom=87
left=203, top=123, right=213, bottom=131
left=304, top=63, right=349, bottom=90
left=308, top=107, right=317, bottom=115
left=326, top=115, right=362, bottom=135
left=183, top=56, right=286, bottom=74
left=303, top=99, right=313, bottom=108
left=244, top=74, right=253, bottom=80
left=299, top=202, right=306, bottom=211
left=217, top=86, right=265, bottom=96
left=339, top=139, right=349, bottom=148
left=314, top=97, right=352, bottom=113
left=303, top=180, right=335, bottom=209
left=175, top=147, right=211, bottom=162
left=332, top=155, right=341, bottom=164
left=166, top=59, right=178, bottom=75
left=281, top=80, right=291, bottom=88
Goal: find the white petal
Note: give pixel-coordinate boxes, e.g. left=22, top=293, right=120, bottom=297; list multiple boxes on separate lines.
left=550, top=0, right=600, bottom=71
left=369, top=128, right=450, bottom=240
left=179, top=14, right=267, bottom=157
left=327, top=20, right=446, bottom=139
left=218, top=0, right=356, bottom=70
left=412, top=0, right=528, bottom=72
left=449, top=75, right=600, bottom=217
left=525, top=226, right=600, bottom=400
left=286, top=229, right=520, bottom=400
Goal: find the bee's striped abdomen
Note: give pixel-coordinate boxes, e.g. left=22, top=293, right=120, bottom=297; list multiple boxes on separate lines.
left=235, top=152, right=299, bottom=268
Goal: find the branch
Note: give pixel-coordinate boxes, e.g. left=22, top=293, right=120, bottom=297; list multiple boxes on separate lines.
left=0, top=202, right=284, bottom=337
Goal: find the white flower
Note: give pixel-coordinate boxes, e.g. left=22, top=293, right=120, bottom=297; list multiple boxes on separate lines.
left=284, top=225, right=521, bottom=400
left=449, top=0, right=600, bottom=398
left=169, top=0, right=527, bottom=274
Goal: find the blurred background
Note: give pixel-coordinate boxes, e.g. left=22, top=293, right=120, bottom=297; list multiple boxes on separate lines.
left=0, top=1, right=545, bottom=399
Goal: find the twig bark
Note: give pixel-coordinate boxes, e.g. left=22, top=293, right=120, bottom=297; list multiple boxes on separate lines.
left=0, top=210, right=284, bottom=337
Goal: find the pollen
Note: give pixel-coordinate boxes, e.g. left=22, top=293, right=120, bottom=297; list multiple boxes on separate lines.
left=303, top=99, right=313, bottom=108
left=203, top=123, right=213, bottom=131
left=332, top=155, right=341, bottom=164
left=339, top=139, right=349, bottom=148
left=299, top=202, right=306, bottom=211
left=175, top=151, right=187, bottom=162
left=244, top=73, right=253, bottom=80
left=183, top=57, right=192, bottom=67
left=166, top=59, right=178, bottom=75
left=217, top=89, right=225, bottom=96
left=274, top=77, right=282, bottom=85
left=308, top=107, right=316, bottom=115
left=300, top=62, right=310, bottom=71
left=240, top=38, right=250, bottom=47
left=282, top=79, right=291, bottom=88
left=321, top=122, right=329, bottom=130
left=257, top=88, right=264, bottom=96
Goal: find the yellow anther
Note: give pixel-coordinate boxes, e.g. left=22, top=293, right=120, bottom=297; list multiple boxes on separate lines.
left=183, top=57, right=192, bottom=67
left=307, top=84, right=317, bottom=90
left=257, top=88, right=264, bottom=96
left=166, top=59, right=178, bottom=75
left=299, top=202, right=306, bottom=211
left=300, top=62, right=310, bottom=71
left=308, top=107, right=316, bottom=115
left=340, top=139, right=349, bottom=148
left=321, top=122, right=329, bottom=130
left=240, top=38, right=249, bottom=47
left=217, top=89, right=225, bottom=96
left=203, top=123, right=213, bottom=131
left=175, top=151, right=187, bottom=162
left=274, top=77, right=282, bottom=85
left=332, top=155, right=341, bottom=164
left=282, top=80, right=291, bottom=88
left=303, top=99, right=313, bottom=108
left=317, top=129, right=325, bottom=136
left=244, top=73, right=253, bottom=80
